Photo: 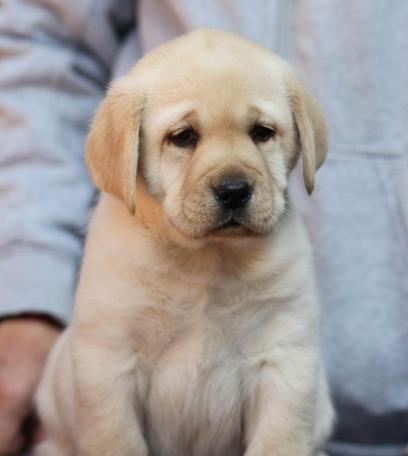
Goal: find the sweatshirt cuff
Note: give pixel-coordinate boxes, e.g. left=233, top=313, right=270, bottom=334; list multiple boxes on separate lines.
left=0, top=248, right=78, bottom=325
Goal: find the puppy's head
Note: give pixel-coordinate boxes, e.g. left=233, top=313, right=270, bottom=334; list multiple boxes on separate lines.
left=86, top=29, right=327, bottom=243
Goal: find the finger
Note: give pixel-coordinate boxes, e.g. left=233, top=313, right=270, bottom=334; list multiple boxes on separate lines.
left=0, top=376, right=32, bottom=453
left=0, top=373, right=33, bottom=420
left=0, top=417, right=24, bottom=454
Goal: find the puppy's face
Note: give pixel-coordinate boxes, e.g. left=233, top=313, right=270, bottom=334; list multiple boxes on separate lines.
left=142, top=59, right=297, bottom=240
left=86, top=30, right=327, bottom=242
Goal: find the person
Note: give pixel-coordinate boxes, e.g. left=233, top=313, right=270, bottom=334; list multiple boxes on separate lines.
left=0, top=1, right=407, bottom=455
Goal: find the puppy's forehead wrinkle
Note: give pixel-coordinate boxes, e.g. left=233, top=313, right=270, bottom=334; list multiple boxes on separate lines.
left=151, top=99, right=292, bottom=148
left=146, top=63, right=288, bottom=124
left=152, top=103, right=197, bottom=133
left=250, top=101, right=292, bottom=129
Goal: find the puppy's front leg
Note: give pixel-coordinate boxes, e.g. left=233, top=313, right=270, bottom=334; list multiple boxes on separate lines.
left=244, top=350, right=318, bottom=456
left=73, top=338, right=148, bottom=456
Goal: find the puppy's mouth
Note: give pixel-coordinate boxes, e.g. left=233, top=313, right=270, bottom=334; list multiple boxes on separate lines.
left=209, top=210, right=274, bottom=238
left=165, top=209, right=271, bottom=240
left=211, top=213, right=253, bottom=235
left=218, top=218, right=242, bottom=230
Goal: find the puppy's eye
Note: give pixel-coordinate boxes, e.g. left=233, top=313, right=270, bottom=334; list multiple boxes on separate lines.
left=249, top=124, right=276, bottom=143
left=169, top=127, right=198, bottom=148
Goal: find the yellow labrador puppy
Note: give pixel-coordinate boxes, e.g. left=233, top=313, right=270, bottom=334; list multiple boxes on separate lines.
left=34, top=29, right=334, bottom=456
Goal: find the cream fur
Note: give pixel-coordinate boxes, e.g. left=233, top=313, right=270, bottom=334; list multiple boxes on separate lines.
left=34, top=29, right=334, bottom=456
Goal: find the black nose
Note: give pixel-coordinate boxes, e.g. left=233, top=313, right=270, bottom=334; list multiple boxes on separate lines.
left=213, top=180, right=252, bottom=210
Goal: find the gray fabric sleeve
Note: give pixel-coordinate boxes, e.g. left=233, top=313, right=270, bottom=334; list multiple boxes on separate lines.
left=0, top=0, right=134, bottom=323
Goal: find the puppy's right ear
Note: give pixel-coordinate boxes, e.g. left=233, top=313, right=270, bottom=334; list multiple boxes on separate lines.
left=86, top=76, right=143, bottom=214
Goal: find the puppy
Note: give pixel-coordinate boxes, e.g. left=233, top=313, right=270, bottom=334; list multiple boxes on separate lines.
left=34, top=29, right=334, bottom=456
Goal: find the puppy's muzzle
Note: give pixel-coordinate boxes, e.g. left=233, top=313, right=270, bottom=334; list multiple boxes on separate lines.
left=212, top=179, right=252, bottom=210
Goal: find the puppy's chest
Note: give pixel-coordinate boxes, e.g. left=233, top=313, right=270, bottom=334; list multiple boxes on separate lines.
left=141, top=283, right=270, bottom=456
left=145, top=336, right=245, bottom=456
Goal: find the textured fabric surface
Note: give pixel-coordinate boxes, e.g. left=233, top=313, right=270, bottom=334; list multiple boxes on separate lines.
left=0, top=0, right=407, bottom=453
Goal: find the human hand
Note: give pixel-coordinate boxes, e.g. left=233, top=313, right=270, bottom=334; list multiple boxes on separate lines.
left=0, top=317, right=61, bottom=455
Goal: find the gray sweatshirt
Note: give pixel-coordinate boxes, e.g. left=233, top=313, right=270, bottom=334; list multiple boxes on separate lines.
left=0, top=1, right=407, bottom=454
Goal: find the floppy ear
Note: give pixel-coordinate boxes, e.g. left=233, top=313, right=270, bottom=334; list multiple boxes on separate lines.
left=288, top=76, right=328, bottom=194
left=86, top=76, right=143, bottom=214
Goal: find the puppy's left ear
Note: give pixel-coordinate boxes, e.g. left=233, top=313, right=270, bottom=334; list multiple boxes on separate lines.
left=288, top=75, right=328, bottom=194
left=86, top=76, right=143, bottom=214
